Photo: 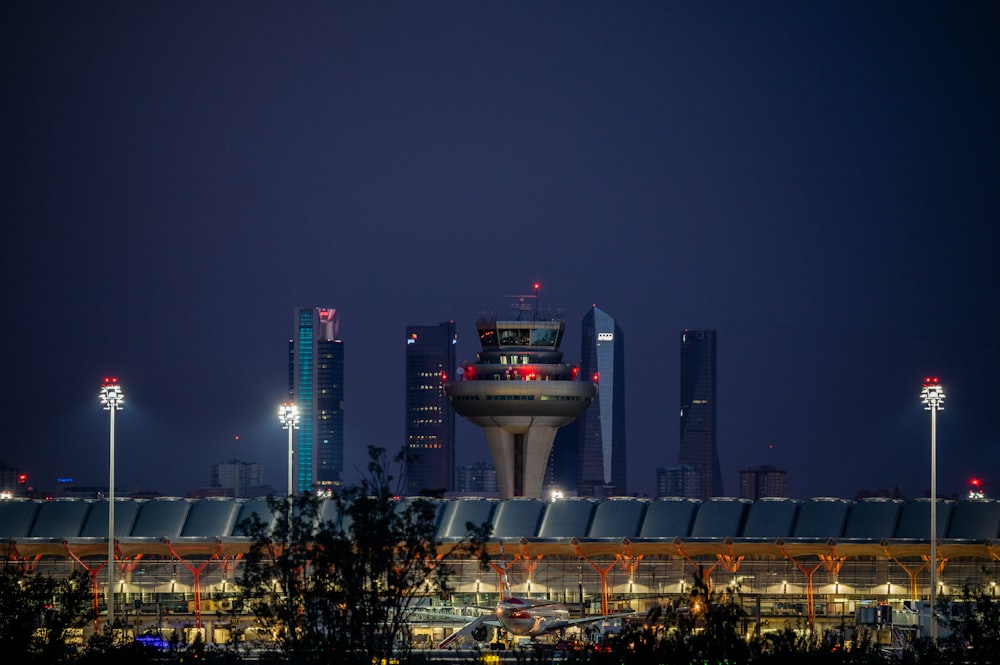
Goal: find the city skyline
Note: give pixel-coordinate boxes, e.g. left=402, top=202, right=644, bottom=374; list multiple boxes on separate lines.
left=4, top=3, right=997, bottom=502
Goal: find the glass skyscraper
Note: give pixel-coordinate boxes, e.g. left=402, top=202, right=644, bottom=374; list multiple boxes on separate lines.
left=677, top=329, right=723, bottom=499
left=577, top=306, right=627, bottom=496
left=404, top=321, right=457, bottom=495
left=289, top=307, right=344, bottom=493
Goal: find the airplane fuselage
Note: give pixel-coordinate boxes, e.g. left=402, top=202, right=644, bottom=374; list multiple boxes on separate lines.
left=496, top=597, right=571, bottom=637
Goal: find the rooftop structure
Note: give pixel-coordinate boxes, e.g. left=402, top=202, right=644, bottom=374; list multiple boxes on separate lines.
left=445, top=287, right=597, bottom=498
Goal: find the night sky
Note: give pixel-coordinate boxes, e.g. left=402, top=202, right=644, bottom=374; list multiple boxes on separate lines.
left=3, top=2, right=997, bottom=501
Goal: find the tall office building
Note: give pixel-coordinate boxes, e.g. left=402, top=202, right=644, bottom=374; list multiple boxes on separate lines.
left=446, top=291, right=596, bottom=499
left=404, top=322, right=457, bottom=495
left=289, top=307, right=344, bottom=493
left=576, top=306, right=626, bottom=496
left=677, top=329, right=723, bottom=499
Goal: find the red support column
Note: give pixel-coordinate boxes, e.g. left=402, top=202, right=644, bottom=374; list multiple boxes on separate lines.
left=778, top=544, right=823, bottom=629
left=164, top=540, right=219, bottom=629
left=573, top=541, right=617, bottom=615
left=62, top=541, right=107, bottom=631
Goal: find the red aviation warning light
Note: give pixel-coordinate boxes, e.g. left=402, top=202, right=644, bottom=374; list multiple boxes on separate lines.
left=18, top=474, right=27, bottom=484
left=920, top=377, right=945, bottom=410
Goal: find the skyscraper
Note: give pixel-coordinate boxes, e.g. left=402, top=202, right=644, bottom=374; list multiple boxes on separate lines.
left=576, top=306, right=626, bottom=496
left=404, top=321, right=457, bottom=495
left=446, top=291, right=596, bottom=499
left=677, top=329, right=723, bottom=499
left=289, top=307, right=344, bottom=493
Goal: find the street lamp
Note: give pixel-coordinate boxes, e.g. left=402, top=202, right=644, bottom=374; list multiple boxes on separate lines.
left=921, top=376, right=945, bottom=641
left=99, top=377, right=124, bottom=628
left=278, top=402, right=300, bottom=498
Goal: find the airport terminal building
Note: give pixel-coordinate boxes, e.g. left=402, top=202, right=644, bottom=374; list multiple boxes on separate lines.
left=3, top=495, right=999, bottom=645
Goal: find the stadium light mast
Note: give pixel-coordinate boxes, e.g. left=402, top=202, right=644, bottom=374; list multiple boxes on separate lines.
left=921, top=377, right=945, bottom=641
left=278, top=402, right=300, bottom=498
left=99, top=377, right=124, bottom=628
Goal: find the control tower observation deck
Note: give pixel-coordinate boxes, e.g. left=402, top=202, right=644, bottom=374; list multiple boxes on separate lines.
left=446, top=290, right=597, bottom=498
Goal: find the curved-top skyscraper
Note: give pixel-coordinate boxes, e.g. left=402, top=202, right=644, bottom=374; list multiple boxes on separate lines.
left=446, top=290, right=597, bottom=499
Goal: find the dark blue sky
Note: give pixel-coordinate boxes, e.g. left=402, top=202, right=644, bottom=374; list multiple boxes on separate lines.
left=3, top=2, right=997, bottom=500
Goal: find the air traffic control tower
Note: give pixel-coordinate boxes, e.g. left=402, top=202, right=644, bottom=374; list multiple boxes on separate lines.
left=446, top=288, right=597, bottom=499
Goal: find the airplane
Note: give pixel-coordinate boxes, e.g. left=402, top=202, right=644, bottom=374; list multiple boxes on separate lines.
left=438, top=541, right=634, bottom=649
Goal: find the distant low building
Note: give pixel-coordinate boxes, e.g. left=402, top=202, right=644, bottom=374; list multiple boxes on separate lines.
left=212, top=459, right=265, bottom=498
left=0, top=462, right=24, bottom=497
left=455, top=462, right=498, bottom=495
left=855, top=486, right=904, bottom=501
left=656, top=465, right=702, bottom=498
left=739, top=465, right=787, bottom=500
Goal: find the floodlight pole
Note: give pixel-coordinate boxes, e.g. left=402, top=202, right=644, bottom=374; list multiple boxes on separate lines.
left=100, top=378, right=124, bottom=629
left=921, top=377, right=944, bottom=642
left=278, top=402, right=300, bottom=498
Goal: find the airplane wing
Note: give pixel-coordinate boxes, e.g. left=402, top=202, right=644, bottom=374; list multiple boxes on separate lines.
left=439, top=614, right=494, bottom=649
left=543, top=609, right=636, bottom=632
left=409, top=607, right=493, bottom=622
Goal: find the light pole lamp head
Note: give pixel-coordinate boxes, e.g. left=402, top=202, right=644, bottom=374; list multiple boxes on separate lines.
left=99, top=377, right=124, bottom=411
left=921, top=377, right=945, bottom=411
left=278, top=402, right=300, bottom=429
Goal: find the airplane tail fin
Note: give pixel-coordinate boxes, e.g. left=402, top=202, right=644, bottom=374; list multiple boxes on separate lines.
left=498, top=540, right=512, bottom=600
